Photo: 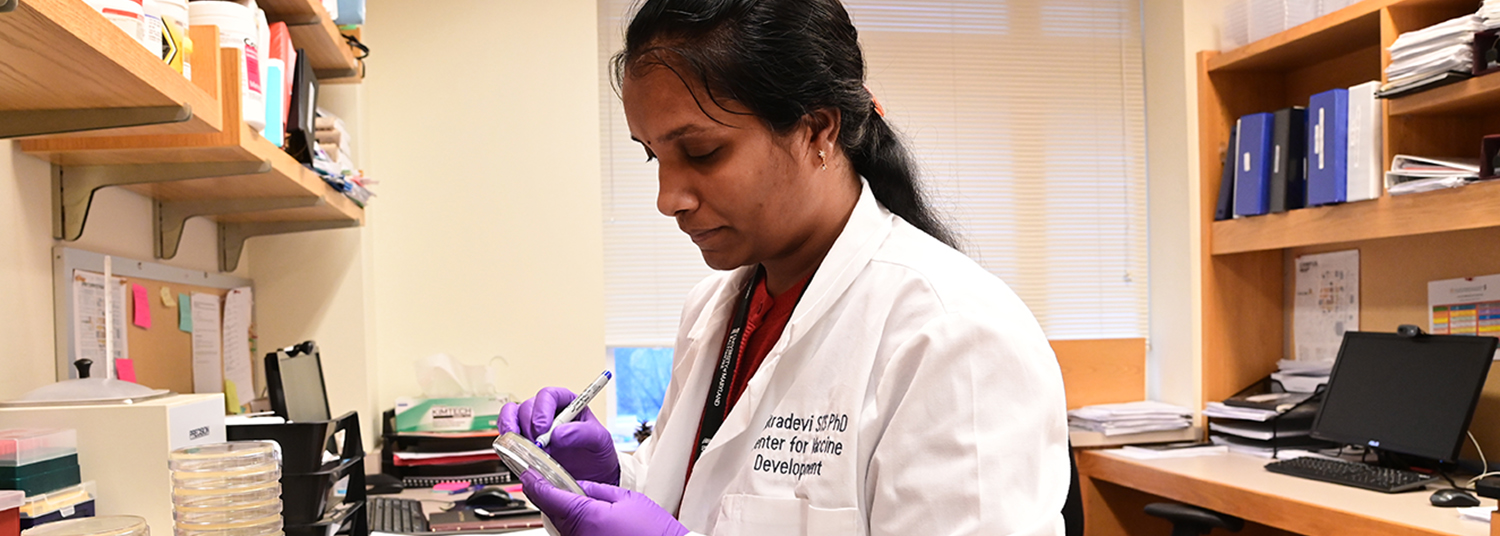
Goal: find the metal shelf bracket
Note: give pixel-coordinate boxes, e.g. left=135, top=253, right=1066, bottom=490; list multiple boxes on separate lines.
left=219, top=219, right=360, bottom=272
left=0, top=105, right=191, bottom=139
left=54, top=160, right=273, bottom=241
left=155, top=196, right=323, bottom=260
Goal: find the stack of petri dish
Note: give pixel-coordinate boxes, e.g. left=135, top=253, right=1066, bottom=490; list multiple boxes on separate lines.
left=169, top=443, right=283, bottom=536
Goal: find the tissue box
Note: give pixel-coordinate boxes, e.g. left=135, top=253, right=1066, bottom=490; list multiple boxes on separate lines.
left=394, top=397, right=508, bottom=433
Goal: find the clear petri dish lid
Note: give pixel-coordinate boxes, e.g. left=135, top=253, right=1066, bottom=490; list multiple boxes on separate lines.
left=172, top=515, right=281, bottom=536
left=492, top=432, right=583, bottom=495
left=169, top=442, right=280, bottom=473
left=173, top=499, right=281, bottom=525
left=170, top=464, right=281, bottom=490
left=21, top=516, right=148, bottom=536
left=172, top=482, right=280, bottom=509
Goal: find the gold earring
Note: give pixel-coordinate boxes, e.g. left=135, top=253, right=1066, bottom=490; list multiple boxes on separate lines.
left=818, top=150, right=827, bottom=171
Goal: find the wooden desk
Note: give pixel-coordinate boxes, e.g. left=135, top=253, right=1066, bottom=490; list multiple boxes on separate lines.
left=1078, top=450, right=1494, bottom=536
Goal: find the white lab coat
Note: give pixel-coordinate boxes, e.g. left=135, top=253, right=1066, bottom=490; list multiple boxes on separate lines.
left=620, top=181, right=1070, bottom=536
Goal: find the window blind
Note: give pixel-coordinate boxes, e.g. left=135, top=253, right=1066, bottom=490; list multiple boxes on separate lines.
left=599, top=0, right=1147, bottom=346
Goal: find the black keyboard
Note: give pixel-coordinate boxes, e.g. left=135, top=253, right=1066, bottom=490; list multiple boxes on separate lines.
left=1265, top=456, right=1438, bottom=493
left=367, top=497, right=430, bottom=533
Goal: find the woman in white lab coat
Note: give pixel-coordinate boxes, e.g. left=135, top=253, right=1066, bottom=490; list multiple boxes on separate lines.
left=499, top=0, right=1071, bottom=534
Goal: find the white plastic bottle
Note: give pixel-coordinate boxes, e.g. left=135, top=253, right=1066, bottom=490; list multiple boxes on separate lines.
left=139, top=0, right=163, bottom=56
left=81, top=0, right=144, bottom=46
left=156, top=0, right=191, bottom=79
left=189, top=0, right=265, bottom=130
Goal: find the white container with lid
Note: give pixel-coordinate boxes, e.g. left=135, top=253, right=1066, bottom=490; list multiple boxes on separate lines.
left=254, top=8, right=270, bottom=132
left=20, top=516, right=148, bottom=536
left=139, top=0, right=163, bottom=58
left=189, top=0, right=264, bottom=130
left=80, top=0, right=144, bottom=47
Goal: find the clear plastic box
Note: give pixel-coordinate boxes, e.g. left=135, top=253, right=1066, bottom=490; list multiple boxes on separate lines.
left=0, top=429, right=76, bottom=467
left=19, top=482, right=94, bottom=519
left=2, top=490, right=21, bottom=536
left=168, top=442, right=279, bottom=473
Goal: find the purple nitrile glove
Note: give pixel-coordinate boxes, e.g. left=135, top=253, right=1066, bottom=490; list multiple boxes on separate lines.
left=521, top=469, right=689, bottom=536
left=498, top=387, right=621, bottom=485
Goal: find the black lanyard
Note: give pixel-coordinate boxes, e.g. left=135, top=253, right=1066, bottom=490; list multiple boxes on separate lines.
left=693, top=266, right=764, bottom=460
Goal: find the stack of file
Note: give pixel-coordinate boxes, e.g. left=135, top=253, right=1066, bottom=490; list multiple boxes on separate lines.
left=1482, top=0, right=1500, bottom=29
left=1068, top=401, right=1192, bottom=437
left=1269, top=359, right=1332, bottom=393
left=1381, top=15, right=1482, bottom=98
left=1204, top=374, right=1329, bottom=458
left=1386, top=155, right=1481, bottom=195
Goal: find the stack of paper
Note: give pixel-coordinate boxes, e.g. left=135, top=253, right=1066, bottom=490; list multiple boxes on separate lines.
left=1203, top=402, right=1280, bottom=421
left=1385, top=155, right=1481, bottom=195
left=1482, top=0, right=1500, bottom=29
left=1270, top=359, right=1333, bottom=393
left=1381, top=15, right=1482, bottom=97
left=1068, top=401, right=1193, bottom=437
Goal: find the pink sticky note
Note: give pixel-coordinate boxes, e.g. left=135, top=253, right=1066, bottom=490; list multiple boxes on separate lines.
left=132, top=283, right=151, bottom=329
left=115, top=359, right=137, bottom=382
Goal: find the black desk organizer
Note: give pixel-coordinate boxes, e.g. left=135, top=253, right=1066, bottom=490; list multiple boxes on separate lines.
left=228, top=411, right=369, bottom=536
left=379, top=409, right=515, bottom=488
left=1210, top=376, right=1334, bottom=459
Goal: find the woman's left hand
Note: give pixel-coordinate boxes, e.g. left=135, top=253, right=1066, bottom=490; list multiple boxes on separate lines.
left=521, top=469, right=689, bottom=536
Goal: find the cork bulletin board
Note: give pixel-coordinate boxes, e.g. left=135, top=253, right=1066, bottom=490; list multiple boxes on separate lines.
left=52, top=247, right=254, bottom=396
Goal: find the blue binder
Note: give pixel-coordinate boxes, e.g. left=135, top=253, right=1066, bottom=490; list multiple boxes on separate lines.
left=1306, top=89, right=1349, bottom=206
left=1234, top=113, right=1274, bottom=217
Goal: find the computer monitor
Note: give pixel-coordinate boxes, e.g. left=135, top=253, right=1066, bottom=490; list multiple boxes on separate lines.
left=1312, top=331, right=1497, bottom=462
left=266, top=341, right=332, bottom=423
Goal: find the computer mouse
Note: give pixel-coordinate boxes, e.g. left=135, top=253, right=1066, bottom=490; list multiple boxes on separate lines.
left=466, top=486, right=523, bottom=510
left=365, top=473, right=403, bottom=495
left=1430, top=488, right=1480, bottom=507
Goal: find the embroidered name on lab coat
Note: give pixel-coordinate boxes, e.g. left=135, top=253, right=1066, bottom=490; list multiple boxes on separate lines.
left=750, top=412, right=850, bottom=480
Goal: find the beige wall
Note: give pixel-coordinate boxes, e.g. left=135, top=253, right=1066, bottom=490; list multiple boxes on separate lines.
left=361, top=0, right=606, bottom=413
left=0, top=142, right=236, bottom=401
left=1142, top=0, right=1223, bottom=409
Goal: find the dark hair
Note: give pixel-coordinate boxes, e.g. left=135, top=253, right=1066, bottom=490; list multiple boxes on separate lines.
left=612, top=0, right=956, bottom=248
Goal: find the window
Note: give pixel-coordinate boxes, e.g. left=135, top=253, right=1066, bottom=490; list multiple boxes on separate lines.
left=598, top=0, right=1148, bottom=427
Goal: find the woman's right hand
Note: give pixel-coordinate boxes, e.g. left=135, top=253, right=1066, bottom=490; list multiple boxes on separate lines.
left=499, top=387, right=621, bottom=485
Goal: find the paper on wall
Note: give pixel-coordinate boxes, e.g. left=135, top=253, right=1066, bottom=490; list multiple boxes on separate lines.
left=72, top=270, right=129, bottom=376
left=1429, top=273, right=1500, bottom=336
left=190, top=293, right=223, bottom=394
left=222, top=287, right=254, bottom=413
left=1293, top=250, right=1359, bottom=361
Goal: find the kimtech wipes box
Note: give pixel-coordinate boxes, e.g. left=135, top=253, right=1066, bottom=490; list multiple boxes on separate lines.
left=394, top=397, right=508, bottom=433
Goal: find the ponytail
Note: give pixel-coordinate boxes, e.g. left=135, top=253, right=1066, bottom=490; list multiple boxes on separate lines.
left=849, top=108, right=957, bottom=248
left=614, top=0, right=958, bottom=248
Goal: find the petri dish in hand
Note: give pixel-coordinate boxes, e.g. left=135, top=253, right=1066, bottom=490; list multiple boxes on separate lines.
left=492, top=432, right=584, bottom=495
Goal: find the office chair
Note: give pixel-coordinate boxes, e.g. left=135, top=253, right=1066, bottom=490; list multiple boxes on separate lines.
left=1062, top=443, right=1083, bottom=536
left=1144, top=503, right=1243, bottom=536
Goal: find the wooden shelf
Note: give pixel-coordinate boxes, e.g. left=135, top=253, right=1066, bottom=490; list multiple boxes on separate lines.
left=1208, top=0, right=1387, bottom=73
left=1388, top=72, right=1500, bottom=116
left=1208, top=0, right=1479, bottom=73
left=1211, top=181, right=1500, bottom=254
left=0, top=0, right=221, bottom=137
left=18, top=46, right=363, bottom=269
left=259, top=0, right=361, bottom=81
